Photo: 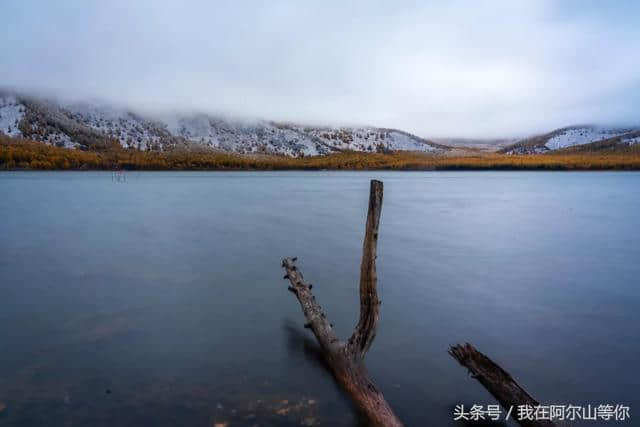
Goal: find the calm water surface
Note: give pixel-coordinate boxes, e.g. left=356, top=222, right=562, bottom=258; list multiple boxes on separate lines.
left=1, top=171, right=639, bottom=426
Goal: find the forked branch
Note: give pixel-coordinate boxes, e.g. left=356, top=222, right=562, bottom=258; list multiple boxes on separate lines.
left=281, top=180, right=403, bottom=427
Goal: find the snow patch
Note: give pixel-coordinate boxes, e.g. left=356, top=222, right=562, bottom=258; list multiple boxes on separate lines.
left=386, top=131, right=436, bottom=151
left=622, top=136, right=640, bottom=145
left=0, top=95, right=25, bottom=137
left=44, top=132, right=79, bottom=149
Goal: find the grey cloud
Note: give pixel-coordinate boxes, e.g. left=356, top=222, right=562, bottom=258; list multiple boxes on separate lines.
left=1, top=0, right=639, bottom=138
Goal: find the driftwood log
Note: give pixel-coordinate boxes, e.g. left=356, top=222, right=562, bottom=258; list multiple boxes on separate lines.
left=449, top=343, right=556, bottom=427
left=281, top=180, right=403, bottom=427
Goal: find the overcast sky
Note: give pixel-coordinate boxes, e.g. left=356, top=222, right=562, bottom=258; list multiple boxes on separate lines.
left=2, top=0, right=639, bottom=138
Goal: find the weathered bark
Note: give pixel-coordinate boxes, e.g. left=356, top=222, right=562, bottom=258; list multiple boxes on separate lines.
left=281, top=180, right=403, bottom=427
left=348, top=179, right=383, bottom=360
left=449, top=343, right=556, bottom=427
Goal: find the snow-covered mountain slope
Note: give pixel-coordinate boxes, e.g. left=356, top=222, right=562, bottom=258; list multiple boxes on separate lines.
left=0, top=92, right=446, bottom=156
left=65, top=102, right=179, bottom=151
left=299, top=127, right=445, bottom=153
left=167, top=117, right=445, bottom=156
left=501, top=125, right=640, bottom=154
left=431, top=137, right=515, bottom=151
left=0, top=95, right=25, bottom=137
left=166, top=116, right=331, bottom=156
left=544, top=127, right=631, bottom=150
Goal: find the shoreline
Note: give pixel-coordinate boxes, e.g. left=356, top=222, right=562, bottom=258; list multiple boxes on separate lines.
left=3, top=137, right=640, bottom=172
left=2, top=168, right=640, bottom=172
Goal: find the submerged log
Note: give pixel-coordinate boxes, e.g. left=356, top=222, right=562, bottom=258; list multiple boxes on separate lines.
left=281, top=180, right=403, bottom=427
left=449, top=343, right=556, bottom=427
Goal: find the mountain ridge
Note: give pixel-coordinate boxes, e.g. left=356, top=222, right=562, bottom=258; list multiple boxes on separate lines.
left=0, top=91, right=446, bottom=157
left=3, top=90, right=639, bottom=156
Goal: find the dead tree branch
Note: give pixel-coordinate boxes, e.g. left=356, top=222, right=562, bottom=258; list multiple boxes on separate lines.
left=449, top=343, right=556, bottom=427
left=281, top=180, right=403, bottom=427
left=348, top=180, right=383, bottom=359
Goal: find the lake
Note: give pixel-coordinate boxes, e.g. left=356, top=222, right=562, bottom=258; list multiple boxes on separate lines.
left=1, top=171, right=639, bottom=426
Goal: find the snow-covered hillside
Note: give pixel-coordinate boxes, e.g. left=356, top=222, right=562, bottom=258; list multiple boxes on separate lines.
left=6, top=92, right=639, bottom=156
left=166, top=116, right=330, bottom=156
left=65, top=102, right=175, bottom=150
left=0, top=92, right=446, bottom=156
left=544, top=127, right=630, bottom=150
left=502, top=125, right=640, bottom=154
left=301, top=127, right=440, bottom=153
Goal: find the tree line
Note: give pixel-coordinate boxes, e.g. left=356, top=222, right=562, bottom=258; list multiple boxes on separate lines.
left=2, top=134, right=640, bottom=171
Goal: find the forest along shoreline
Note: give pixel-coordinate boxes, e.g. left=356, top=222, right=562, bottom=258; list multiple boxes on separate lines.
left=2, top=136, right=640, bottom=171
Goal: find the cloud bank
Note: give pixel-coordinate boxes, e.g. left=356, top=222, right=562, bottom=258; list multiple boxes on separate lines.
left=2, top=0, right=639, bottom=138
